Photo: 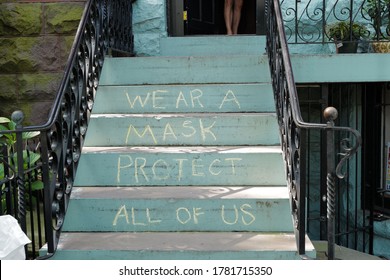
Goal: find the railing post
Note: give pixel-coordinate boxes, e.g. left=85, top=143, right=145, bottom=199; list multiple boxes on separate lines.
left=324, top=107, right=338, bottom=260
left=298, top=128, right=307, bottom=255
left=11, top=111, right=27, bottom=234
left=39, top=130, right=55, bottom=256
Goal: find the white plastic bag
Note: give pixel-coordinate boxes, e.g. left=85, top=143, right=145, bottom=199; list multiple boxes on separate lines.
left=0, top=215, right=31, bottom=260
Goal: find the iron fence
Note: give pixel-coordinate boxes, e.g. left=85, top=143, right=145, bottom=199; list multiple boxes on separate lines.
left=281, top=0, right=390, bottom=43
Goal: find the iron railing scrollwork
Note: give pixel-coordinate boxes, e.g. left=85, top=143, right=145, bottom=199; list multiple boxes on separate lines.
left=265, top=0, right=362, bottom=259
left=0, top=0, right=133, bottom=259
left=281, top=0, right=390, bottom=44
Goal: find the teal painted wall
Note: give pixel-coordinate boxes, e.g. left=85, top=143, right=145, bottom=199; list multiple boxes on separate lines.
left=132, top=0, right=168, bottom=56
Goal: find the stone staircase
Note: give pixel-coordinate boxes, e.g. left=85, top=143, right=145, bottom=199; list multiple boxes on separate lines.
left=49, top=35, right=316, bottom=260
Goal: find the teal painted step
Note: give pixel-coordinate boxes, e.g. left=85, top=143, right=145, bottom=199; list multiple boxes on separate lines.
left=99, top=55, right=270, bottom=86
left=93, top=83, right=275, bottom=114
left=62, top=186, right=293, bottom=232
left=159, top=35, right=266, bottom=56
left=74, top=146, right=286, bottom=186
left=46, top=232, right=316, bottom=260
left=84, top=113, right=280, bottom=146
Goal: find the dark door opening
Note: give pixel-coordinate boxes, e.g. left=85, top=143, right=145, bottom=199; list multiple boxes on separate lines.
left=185, top=0, right=221, bottom=35
left=169, top=0, right=260, bottom=36
left=363, top=83, right=390, bottom=216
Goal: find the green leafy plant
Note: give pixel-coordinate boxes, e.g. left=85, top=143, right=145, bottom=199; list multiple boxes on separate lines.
left=0, top=117, right=43, bottom=213
left=326, top=21, right=368, bottom=42
left=365, top=0, right=390, bottom=39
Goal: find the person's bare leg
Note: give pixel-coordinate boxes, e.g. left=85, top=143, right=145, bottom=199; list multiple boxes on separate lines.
left=224, top=0, right=234, bottom=35
left=232, top=0, right=244, bottom=34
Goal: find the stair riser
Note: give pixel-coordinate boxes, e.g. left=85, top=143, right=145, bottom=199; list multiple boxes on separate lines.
left=93, top=84, right=275, bottom=114
left=85, top=114, right=280, bottom=146
left=63, top=198, right=292, bottom=232
left=99, top=55, right=270, bottom=85
left=74, top=150, right=286, bottom=186
left=49, top=250, right=301, bottom=260
left=159, top=36, right=266, bottom=56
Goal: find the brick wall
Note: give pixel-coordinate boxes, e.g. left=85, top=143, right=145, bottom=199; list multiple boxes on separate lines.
left=0, top=0, right=86, bottom=125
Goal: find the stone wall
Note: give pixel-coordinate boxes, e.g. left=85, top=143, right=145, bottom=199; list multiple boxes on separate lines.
left=132, top=0, right=167, bottom=56
left=0, top=0, right=86, bottom=125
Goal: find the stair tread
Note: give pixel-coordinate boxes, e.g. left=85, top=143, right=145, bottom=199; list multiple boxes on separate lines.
left=159, top=35, right=266, bottom=56
left=56, top=232, right=314, bottom=252
left=70, top=186, right=289, bottom=199
left=90, top=112, right=277, bottom=117
left=81, top=146, right=282, bottom=153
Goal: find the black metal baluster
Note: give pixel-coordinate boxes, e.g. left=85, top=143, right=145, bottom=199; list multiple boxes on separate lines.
left=324, top=106, right=338, bottom=260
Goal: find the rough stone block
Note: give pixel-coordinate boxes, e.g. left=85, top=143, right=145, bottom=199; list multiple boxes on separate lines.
left=18, top=73, right=62, bottom=101
left=45, top=2, right=84, bottom=34
left=133, top=33, right=163, bottom=56
left=0, top=36, right=72, bottom=73
left=64, top=35, right=76, bottom=51
left=0, top=73, right=60, bottom=124
left=132, top=0, right=167, bottom=56
left=0, top=38, right=40, bottom=73
left=29, top=101, right=53, bottom=125
left=133, top=0, right=166, bottom=33
left=30, top=36, right=72, bottom=71
left=0, top=3, right=42, bottom=36
left=0, top=75, right=17, bottom=99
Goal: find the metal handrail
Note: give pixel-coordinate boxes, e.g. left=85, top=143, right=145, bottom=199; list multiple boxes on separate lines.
left=0, top=0, right=133, bottom=259
left=265, top=0, right=362, bottom=259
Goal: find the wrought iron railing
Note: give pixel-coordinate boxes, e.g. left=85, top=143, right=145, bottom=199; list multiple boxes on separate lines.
left=265, top=0, right=362, bottom=259
left=281, top=0, right=390, bottom=44
left=0, top=0, right=133, bottom=259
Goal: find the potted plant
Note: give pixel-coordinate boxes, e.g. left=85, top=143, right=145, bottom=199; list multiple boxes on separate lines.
left=325, top=21, right=368, bottom=53
left=365, top=0, right=390, bottom=52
